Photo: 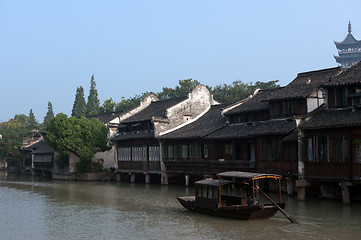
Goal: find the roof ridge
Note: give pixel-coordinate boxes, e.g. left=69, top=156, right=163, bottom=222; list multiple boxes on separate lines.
left=297, top=66, right=342, bottom=77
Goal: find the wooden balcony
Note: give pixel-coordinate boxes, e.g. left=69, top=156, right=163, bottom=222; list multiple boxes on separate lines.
left=303, top=162, right=352, bottom=180
left=164, top=160, right=208, bottom=175
left=118, top=160, right=161, bottom=173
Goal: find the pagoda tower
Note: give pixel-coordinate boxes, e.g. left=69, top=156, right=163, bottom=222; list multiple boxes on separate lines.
left=334, top=22, right=361, bottom=70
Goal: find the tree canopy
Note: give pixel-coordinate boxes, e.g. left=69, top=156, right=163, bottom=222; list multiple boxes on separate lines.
left=43, top=101, right=54, bottom=127
left=86, top=75, right=100, bottom=116
left=45, top=113, right=110, bottom=173
left=27, top=109, right=38, bottom=130
left=0, top=119, right=29, bottom=159
left=72, top=86, right=86, bottom=118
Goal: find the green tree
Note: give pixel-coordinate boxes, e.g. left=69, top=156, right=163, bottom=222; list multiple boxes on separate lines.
left=211, top=80, right=280, bottom=103
left=45, top=113, right=110, bottom=173
left=99, top=98, right=116, bottom=114
left=157, top=79, right=202, bottom=99
left=27, top=109, right=38, bottom=130
left=86, top=75, right=100, bottom=116
left=0, top=119, right=29, bottom=159
left=14, top=114, right=29, bottom=126
left=71, top=86, right=86, bottom=117
left=43, top=101, right=54, bottom=127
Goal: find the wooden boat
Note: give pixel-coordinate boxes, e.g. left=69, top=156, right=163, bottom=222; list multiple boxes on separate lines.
left=177, top=171, right=287, bottom=221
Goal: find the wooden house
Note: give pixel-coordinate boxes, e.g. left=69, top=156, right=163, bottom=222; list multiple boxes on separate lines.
left=297, top=62, right=361, bottom=203
left=111, top=85, right=218, bottom=184
left=206, top=88, right=297, bottom=179
left=158, top=104, right=229, bottom=184
left=22, top=137, right=54, bottom=176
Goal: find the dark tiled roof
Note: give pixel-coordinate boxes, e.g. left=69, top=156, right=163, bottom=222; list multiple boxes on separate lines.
left=334, top=33, right=361, bottom=47
left=263, top=67, right=342, bottom=101
left=299, top=108, right=361, bottom=129
left=122, top=97, right=187, bottom=123
left=205, top=118, right=296, bottom=139
left=323, top=61, right=361, bottom=87
left=225, top=88, right=281, bottom=114
left=86, top=111, right=123, bottom=123
left=158, top=104, right=229, bottom=139
left=23, top=140, right=54, bottom=154
left=111, top=130, right=154, bottom=141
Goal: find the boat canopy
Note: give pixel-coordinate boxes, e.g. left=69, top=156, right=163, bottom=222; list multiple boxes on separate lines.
left=195, top=179, right=233, bottom=187
left=217, top=171, right=282, bottom=181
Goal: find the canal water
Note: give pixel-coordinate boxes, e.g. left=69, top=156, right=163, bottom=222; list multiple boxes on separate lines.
left=0, top=174, right=361, bottom=240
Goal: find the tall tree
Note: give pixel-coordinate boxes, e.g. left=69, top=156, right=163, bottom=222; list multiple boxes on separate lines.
left=43, top=101, right=54, bottom=127
left=27, top=109, right=38, bottom=130
left=71, top=86, right=86, bottom=117
left=86, top=75, right=100, bottom=116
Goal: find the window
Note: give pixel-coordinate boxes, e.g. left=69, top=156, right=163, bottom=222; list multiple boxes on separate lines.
left=317, top=137, right=328, bottom=162
left=307, top=138, right=314, bottom=162
left=118, top=147, right=131, bottom=161
left=175, top=145, right=182, bottom=158
left=204, top=145, right=209, bottom=158
left=182, top=145, right=188, bottom=158
left=291, top=100, right=297, bottom=114
left=225, top=144, right=233, bottom=155
left=149, top=146, right=160, bottom=161
left=168, top=145, right=174, bottom=159
left=335, top=88, right=346, bottom=107
left=195, top=144, right=202, bottom=158
left=266, top=139, right=274, bottom=160
left=275, top=102, right=281, bottom=116
left=132, top=147, right=143, bottom=161
left=162, top=145, right=167, bottom=158
left=282, top=101, right=290, bottom=115
left=189, top=144, right=195, bottom=158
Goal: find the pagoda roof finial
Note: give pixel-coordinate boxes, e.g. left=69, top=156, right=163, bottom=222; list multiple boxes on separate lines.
left=348, top=21, right=352, bottom=34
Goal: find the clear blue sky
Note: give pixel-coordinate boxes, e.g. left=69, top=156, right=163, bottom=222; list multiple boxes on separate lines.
left=1, top=0, right=360, bottom=122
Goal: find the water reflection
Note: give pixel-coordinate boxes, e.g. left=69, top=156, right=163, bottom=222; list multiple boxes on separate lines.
left=0, top=174, right=361, bottom=240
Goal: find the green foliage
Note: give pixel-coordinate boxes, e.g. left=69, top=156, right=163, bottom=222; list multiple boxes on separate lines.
left=99, top=98, right=117, bottom=114
left=72, top=86, right=86, bottom=117
left=27, top=109, right=38, bottom=130
left=45, top=113, right=111, bottom=173
left=86, top=75, right=100, bottom=116
left=157, top=79, right=202, bottom=99
left=211, top=80, right=280, bottom=103
left=43, top=101, right=54, bottom=127
left=0, top=119, right=30, bottom=159
left=115, top=94, right=148, bottom=112
left=75, top=160, right=104, bottom=175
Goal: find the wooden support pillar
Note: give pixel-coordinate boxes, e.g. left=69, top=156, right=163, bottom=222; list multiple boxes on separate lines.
left=161, top=172, right=168, bottom=185
left=185, top=175, right=190, bottom=186
left=339, top=182, right=352, bottom=205
left=130, top=174, right=135, bottom=183
left=296, top=179, right=310, bottom=201
left=145, top=173, right=150, bottom=184
left=116, top=172, right=121, bottom=182
left=286, top=177, right=295, bottom=195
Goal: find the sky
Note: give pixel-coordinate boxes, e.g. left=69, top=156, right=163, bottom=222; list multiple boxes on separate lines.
left=1, top=0, right=361, bottom=122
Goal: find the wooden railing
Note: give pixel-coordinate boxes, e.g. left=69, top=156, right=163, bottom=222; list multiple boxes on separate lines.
left=304, top=162, right=351, bottom=180
left=164, top=160, right=208, bottom=174
left=118, top=160, right=161, bottom=172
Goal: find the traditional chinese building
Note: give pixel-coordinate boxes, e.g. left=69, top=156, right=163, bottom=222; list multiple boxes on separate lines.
left=334, top=22, right=361, bottom=70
